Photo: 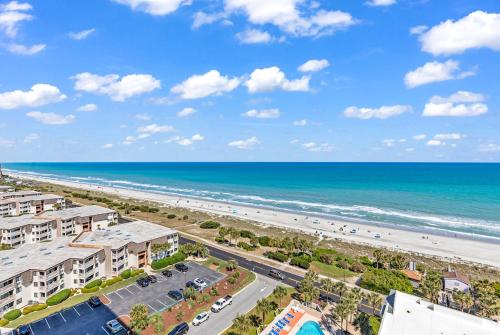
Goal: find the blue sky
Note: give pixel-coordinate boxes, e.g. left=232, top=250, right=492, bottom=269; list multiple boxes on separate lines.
left=0, top=0, right=499, bottom=162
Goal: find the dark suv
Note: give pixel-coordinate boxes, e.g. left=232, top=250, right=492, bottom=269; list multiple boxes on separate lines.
left=88, top=296, right=102, bottom=307
left=162, top=269, right=173, bottom=277
left=168, top=322, right=189, bottom=335
left=268, top=269, right=285, bottom=280
left=175, top=263, right=189, bottom=272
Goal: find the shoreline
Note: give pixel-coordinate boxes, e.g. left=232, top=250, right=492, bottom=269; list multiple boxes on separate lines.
left=8, top=172, right=500, bottom=269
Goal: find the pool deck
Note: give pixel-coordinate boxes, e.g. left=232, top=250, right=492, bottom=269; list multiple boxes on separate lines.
left=260, top=300, right=327, bottom=335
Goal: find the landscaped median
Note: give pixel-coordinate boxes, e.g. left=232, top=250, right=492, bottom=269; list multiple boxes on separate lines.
left=5, top=268, right=147, bottom=329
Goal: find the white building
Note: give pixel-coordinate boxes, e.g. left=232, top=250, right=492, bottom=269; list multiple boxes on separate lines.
left=0, top=194, right=65, bottom=217
left=0, top=186, right=14, bottom=193
left=0, top=191, right=42, bottom=200
left=378, top=290, right=500, bottom=335
left=0, top=216, right=56, bottom=247
left=443, top=271, right=470, bottom=293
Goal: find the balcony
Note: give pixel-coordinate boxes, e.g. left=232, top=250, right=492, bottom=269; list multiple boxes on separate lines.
left=0, top=282, right=14, bottom=293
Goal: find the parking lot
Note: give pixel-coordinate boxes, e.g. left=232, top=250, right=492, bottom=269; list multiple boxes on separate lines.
left=21, top=262, right=225, bottom=335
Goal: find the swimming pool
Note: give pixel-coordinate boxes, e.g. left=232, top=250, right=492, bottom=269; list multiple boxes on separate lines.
left=296, top=321, right=325, bottom=335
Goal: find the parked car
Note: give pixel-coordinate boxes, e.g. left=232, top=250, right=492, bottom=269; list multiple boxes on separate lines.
left=175, top=263, right=189, bottom=272
left=193, top=278, right=207, bottom=289
left=106, top=320, right=124, bottom=334
left=268, top=269, right=285, bottom=280
left=137, top=278, right=149, bottom=287
left=147, top=275, right=158, bottom=283
left=88, top=296, right=102, bottom=307
left=192, top=311, right=209, bottom=326
left=16, top=326, right=31, bottom=335
left=168, top=290, right=184, bottom=301
left=211, top=295, right=232, bottom=312
left=168, top=322, right=189, bottom=335
left=162, top=269, right=173, bottom=277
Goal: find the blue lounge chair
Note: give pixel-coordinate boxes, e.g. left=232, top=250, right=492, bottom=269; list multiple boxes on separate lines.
left=276, top=321, right=285, bottom=328
left=271, top=329, right=280, bottom=335
left=281, top=318, right=290, bottom=324
left=286, top=313, right=295, bottom=319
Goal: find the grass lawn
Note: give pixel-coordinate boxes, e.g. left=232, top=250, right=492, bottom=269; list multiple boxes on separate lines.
left=310, top=261, right=356, bottom=279
left=223, top=287, right=295, bottom=335
left=8, top=274, right=147, bottom=328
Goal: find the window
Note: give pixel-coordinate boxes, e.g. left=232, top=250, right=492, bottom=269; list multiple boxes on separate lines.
left=34, top=293, right=38, bottom=298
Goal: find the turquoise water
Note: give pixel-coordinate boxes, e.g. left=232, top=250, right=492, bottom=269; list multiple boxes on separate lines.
left=3, top=162, right=500, bottom=240
left=296, top=321, right=324, bottom=335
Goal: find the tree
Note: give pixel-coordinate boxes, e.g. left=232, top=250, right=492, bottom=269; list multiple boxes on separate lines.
left=273, top=286, right=288, bottom=308
left=227, top=259, right=238, bottom=272
left=228, top=227, right=240, bottom=245
left=335, top=300, right=350, bottom=331
left=372, top=249, right=386, bottom=269
left=149, top=313, right=164, bottom=334
left=130, top=304, right=149, bottom=331
left=176, top=310, right=185, bottom=321
left=256, top=299, right=274, bottom=327
left=184, top=287, right=197, bottom=301
left=194, top=242, right=209, bottom=258
left=389, top=254, right=408, bottom=270
left=421, top=270, right=442, bottom=303
left=298, top=271, right=320, bottom=305
left=233, top=314, right=251, bottom=333
left=367, top=292, right=383, bottom=315
left=334, top=281, right=348, bottom=298
left=320, top=278, right=334, bottom=302
left=219, top=226, right=229, bottom=241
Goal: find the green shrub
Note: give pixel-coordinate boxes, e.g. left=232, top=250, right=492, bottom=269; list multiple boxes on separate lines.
left=200, top=221, right=220, bottom=229
left=3, top=309, right=21, bottom=321
left=350, top=262, right=366, bottom=273
left=120, top=269, right=132, bottom=279
left=167, top=214, right=176, bottom=219
left=46, top=289, right=71, bottom=306
left=264, top=251, right=289, bottom=262
left=84, top=279, right=102, bottom=289
left=369, top=316, right=381, bottom=335
left=319, top=254, right=334, bottom=265
left=151, top=252, right=186, bottom=270
left=103, top=276, right=123, bottom=287
left=227, top=277, right=236, bottom=285
left=360, top=256, right=373, bottom=267
left=337, top=260, right=350, bottom=269
left=237, top=241, right=257, bottom=251
left=131, top=268, right=145, bottom=277
left=0, top=319, right=9, bottom=326
left=258, top=236, right=271, bottom=247
left=239, top=230, right=255, bottom=239
left=215, top=236, right=227, bottom=244
left=81, top=286, right=100, bottom=293
left=360, top=269, right=413, bottom=295
left=290, top=256, right=311, bottom=269
left=22, top=303, right=48, bottom=315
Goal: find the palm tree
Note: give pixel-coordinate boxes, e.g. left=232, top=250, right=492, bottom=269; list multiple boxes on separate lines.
left=273, top=286, right=288, bottom=308
left=149, top=313, right=164, bottom=334
left=335, top=301, right=350, bottom=331
left=218, top=226, right=228, bottom=242
left=233, top=314, right=251, bottom=333
left=256, top=299, right=274, bottom=327
left=227, top=259, right=238, bottom=272
left=194, top=242, right=209, bottom=258
left=421, top=271, right=442, bottom=303
left=320, top=278, right=334, bottom=302
left=372, top=249, right=386, bottom=269
left=227, top=227, right=239, bottom=245
left=334, top=281, right=348, bottom=299
left=462, top=292, right=474, bottom=313
left=367, top=292, right=383, bottom=315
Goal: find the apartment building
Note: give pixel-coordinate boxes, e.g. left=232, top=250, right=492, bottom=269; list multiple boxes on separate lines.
left=0, top=190, right=41, bottom=200
left=38, top=205, right=118, bottom=236
left=0, top=216, right=56, bottom=247
left=73, top=220, right=178, bottom=276
left=0, top=238, right=105, bottom=313
left=0, top=194, right=65, bottom=217
left=0, top=221, right=179, bottom=315
left=0, top=186, right=14, bottom=193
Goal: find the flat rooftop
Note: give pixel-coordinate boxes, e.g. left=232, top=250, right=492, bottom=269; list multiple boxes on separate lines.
left=0, top=237, right=101, bottom=282
left=379, top=290, right=500, bottom=335
left=17, top=194, right=64, bottom=202
left=37, top=205, right=115, bottom=220
left=75, top=220, right=177, bottom=249
left=0, top=190, right=42, bottom=200
left=0, top=215, right=54, bottom=230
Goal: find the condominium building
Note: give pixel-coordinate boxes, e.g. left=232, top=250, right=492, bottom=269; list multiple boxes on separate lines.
left=0, top=194, right=65, bottom=217
left=0, top=216, right=56, bottom=247
left=73, top=220, right=178, bottom=275
left=0, top=186, right=14, bottom=193
left=378, top=290, right=500, bottom=335
left=0, top=190, right=42, bottom=200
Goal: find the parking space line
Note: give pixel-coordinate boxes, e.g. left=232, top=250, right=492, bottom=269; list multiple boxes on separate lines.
left=73, top=306, right=81, bottom=316
left=59, top=312, right=67, bottom=322
left=115, top=290, right=124, bottom=299
left=29, top=324, right=35, bottom=335
left=101, top=326, right=112, bottom=335
left=45, top=318, right=51, bottom=329
left=87, top=302, right=96, bottom=311
left=147, top=304, right=158, bottom=312
left=124, top=286, right=134, bottom=294
left=156, top=299, right=167, bottom=307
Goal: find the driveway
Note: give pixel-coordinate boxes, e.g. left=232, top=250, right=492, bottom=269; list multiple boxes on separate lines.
left=188, top=274, right=279, bottom=335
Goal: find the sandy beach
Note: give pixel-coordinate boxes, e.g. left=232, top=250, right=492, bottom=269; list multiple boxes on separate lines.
left=9, top=172, right=500, bottom=269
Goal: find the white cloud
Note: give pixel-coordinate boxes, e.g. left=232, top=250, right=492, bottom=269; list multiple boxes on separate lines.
left=171, top=70, right=240, bottom=99
left=382, top=139, right=396, bottom=147
left=77, top=103, right=98, bottom=112
left=68, top=28, right=96, bottom=40
left=167, top=134, right=204, bottom=146
left=0, top=84, right=66, bottom=109
left=6, top=43, right=45, bottom=55
left=228, top=136, right=260, bottom=149
left=137, top=123, right=174, bottom=134
left=404, top=60, right=475, bottom=88
left=245, top=66, right=309, bottom=93
left=243, top=108, right=280, bottom=119
left=123, top=133, right=150, bottom=145
left=302, top=141, right=333, bottom=152
left=0, top=1, right=33, bottom=38
left=135, top=113, right=151, bottom=121
left=419, top=11, right=500, bottom=55
left=413, top=134, right=427, bottom=141
left=293, top=119, right=307, bottom=126
left=405, top=148, right=415, bottom=152
left=23, top=133, right=39, bottom=143
left=112, top=0, right=191, bottom=16
left=72, top=72, right=161, bottom=102
left=102, top=143, right=113, bottom=149
left=425, top=133, right=464, bottom=147
left=344, top=105, right=412, bottom=119
left=26, top=111, right=75, bottom=125
left=236, top=29, right=272, bottom=44
left=177, top=107, right=196, bottom=117
left=0, top=137, right=15, bottom=148
left=479, top=143, right=500, bottom=152
left=434, top=133, right=464, bottom=140
left=365, top=0, right=396, bottom=7
left=426, top=139, right=444, bottom=147
left=423, top=91, right=488, bottom=117
left=290, top=139, right=299, bottom=144
left=298, top=59, right=329, bottom=73
left=410, top=25, right=427, bottom=35
left=192, top=11, right=228, bottom=29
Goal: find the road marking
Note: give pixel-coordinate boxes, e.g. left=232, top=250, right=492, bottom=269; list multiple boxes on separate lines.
left=147, top=303, right=158, bottom=312
left=115, top=290, right=124, bottom=299
left=73, top=306, right=81, bottom=316
left=124, top=286, right=134, bottom=294
left=101, top=326, right=112, bottom=335
left=45, top=318, right=51, bottom=329
left=29, top=324, right=35, bottom=335
left=156, top=299, right=167, bottom=307
left=87, top=302, right=96, bottom=311
left=59, top=312, right=67, bottom=322
left=260, top=287, right=267, bottom=292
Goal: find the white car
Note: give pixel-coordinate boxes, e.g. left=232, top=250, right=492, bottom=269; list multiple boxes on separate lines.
left=192, top=311, right=210, bottom=326
left=106, top=320, right=124, bottom=334
left=211, top=295, right=233, bottom=312
left=193, top=278, right=207, bottom=290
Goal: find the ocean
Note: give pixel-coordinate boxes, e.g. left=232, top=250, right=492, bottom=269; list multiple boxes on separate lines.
left=3, top=162, right=500, bottom=240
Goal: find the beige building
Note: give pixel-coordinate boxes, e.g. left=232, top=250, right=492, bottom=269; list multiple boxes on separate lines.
left=0, top=194, right=65, bottom=217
